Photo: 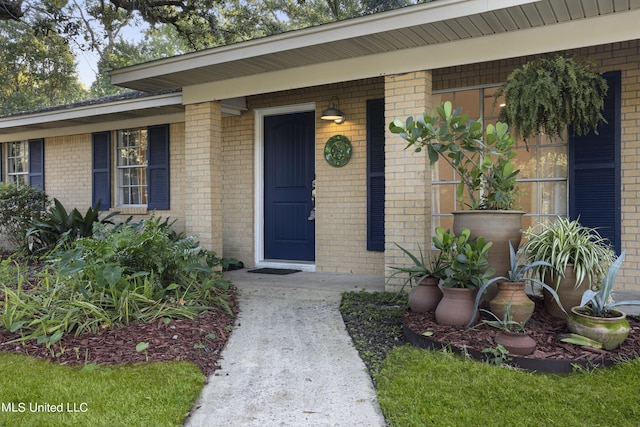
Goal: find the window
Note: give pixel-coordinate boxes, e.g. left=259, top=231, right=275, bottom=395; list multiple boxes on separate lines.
left=116, top=129, right=148, bottom=206
left=6, top=141, right=28, bottom=185
left=431, top=87, right=568, bottom=233
left=2, top=139, right=44, bottom=188
left=92, top=125, right=169, bottom=211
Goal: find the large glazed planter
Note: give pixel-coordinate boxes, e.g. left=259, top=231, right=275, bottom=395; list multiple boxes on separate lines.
left=489, top=281, right=535, bottom=324
left=453, top=210, right=525, bottom=300
left=435, top=286, right=478, bottom=326
left=543, top=266, right=587, bottom=319
left=567, top=307, right=631, bottom=350
left=409, top=277, right=442, bottom=313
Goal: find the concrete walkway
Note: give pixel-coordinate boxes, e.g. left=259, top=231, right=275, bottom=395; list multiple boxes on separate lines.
left=184, top=270, right=387, bottom=427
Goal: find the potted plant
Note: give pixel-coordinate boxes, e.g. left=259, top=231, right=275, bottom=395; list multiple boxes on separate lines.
left=494, top=55, right=608, bottom=143
left=388, top=237, right=451, bottom=313
left=480, top=306, right=536, bottom=356
left=434, top=227, right=494, bottom=326
left=472, top=242, right=565, bottom=325
left=522, top=217, right=616, bottom=318
left=567, top=251, right=640, bottom=350
left=389, top=101, right=524, bottom=278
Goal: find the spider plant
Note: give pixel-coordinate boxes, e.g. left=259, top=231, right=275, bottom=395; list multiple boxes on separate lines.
left=522, top=217, right=615, bottom=289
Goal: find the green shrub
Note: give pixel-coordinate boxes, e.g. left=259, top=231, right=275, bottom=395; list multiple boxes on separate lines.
left=0, top=182, right=49, bottom=250
left=1, top=217, right=232, bottom=344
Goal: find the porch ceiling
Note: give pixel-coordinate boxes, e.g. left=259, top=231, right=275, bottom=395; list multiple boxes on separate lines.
left=111, top=0, right=640, bottom=93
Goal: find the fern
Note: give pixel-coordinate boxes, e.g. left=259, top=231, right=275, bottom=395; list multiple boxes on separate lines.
left=495, top=55, right=608, bottom=142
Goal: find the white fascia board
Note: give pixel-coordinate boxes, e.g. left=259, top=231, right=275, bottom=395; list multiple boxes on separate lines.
left=110, top=0, right=538, bottom=86
left=0, top=92, right=183, bottom=132
left=0, top=112, right=185, bottom=143
left=183, top=9, right=640, bottom=104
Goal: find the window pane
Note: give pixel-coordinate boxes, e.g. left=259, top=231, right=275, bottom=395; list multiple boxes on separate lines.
left=454, top=90, right=480, bottom=119
left=539, top=146, right=568, bottom=178
left=6, top=141, right=28, bottom=182
left=433, top=183, right=456, bottom=214
left=517, top=181, right=535, bottom=214
left=513, top=145, right=537, bottom=179
left=432, top=215, right=454, bottom=235
left=540, top=181, right=567, bottom=216
left=484, top=87, right=504, bottom=119
left=116, top=129, right=148, bottom=206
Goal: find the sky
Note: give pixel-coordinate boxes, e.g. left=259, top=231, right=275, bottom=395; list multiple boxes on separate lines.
left=75, top=48, right=100, bottom=88
left=73, top=23, right=146, bottom=88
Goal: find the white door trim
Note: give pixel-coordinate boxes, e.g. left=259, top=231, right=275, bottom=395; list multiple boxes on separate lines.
left=254, top=102, right=316, bottom=271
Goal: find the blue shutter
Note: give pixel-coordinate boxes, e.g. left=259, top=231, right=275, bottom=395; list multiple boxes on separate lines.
left=28, top=139, right=44, bottom=190
left=92, top=132, right=111, bottom=210
left=570, top=71, right=621, bottom=253
left=367, top=99, right=385, bottom=251
left=147, top=124, right=170, bottom=210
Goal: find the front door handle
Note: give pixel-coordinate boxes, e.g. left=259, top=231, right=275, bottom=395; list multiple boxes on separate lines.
left=308, top=178, right=316, bottom=221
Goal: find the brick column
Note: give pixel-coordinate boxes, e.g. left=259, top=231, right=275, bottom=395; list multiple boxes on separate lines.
left=184, top=101, right=223, bottom=255
left=384, top=71, right=433, bottom=291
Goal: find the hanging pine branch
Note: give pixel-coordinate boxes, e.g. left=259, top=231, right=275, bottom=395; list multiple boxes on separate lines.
left=494, top=55, right=608, bottom=142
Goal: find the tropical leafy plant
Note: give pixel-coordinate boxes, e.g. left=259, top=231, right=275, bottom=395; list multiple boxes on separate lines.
left=578, top=251, right=640, bottom=317
left=522, top=216, right=616, bottom=289
left=440, top=227, right=494, bottom=289
left=1, top=217, right=233, bottom=344
left=389, top=101, right=520, bottom=210
left=495, top=55, right=608, bottom=142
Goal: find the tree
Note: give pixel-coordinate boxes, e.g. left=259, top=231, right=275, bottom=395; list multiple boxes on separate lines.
left=1, top=0, right=417, bottom=113
left=0, top=20, right=86, bottom=115
left=90, top=25, right=189, bottom=97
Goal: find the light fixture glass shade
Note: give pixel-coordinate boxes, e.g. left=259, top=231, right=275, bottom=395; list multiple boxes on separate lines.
left=321, top=97, right=345, bottom=123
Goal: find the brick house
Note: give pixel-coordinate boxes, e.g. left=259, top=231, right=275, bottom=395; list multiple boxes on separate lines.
left=1, top=0, right=639, bottom=290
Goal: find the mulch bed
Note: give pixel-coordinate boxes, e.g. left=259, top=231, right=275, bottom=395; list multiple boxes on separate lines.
left=0, top=292, right=238, bottom=378
left=404, top=297, right=640, bottom=365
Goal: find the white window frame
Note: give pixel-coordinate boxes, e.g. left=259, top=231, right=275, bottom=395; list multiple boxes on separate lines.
left=5, top=141, right=29, bottom=185
left=115, top=129, right=148, bottom=207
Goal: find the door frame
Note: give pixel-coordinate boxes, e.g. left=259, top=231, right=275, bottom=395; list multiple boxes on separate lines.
left=254, top=102, right=316, bottom=271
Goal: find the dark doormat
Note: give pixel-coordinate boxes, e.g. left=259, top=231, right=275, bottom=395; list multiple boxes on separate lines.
left=247, top=268, right=302, bottom=275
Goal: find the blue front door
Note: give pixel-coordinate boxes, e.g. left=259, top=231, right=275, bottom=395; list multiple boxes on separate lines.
left=264, top=111, right=316, bottom=261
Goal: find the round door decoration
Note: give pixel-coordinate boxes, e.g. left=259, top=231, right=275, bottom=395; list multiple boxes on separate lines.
left=324, top=135, right=352, bottom=167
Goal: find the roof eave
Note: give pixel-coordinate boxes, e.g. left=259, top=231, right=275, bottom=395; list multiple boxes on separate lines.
left=109, top=0, right=539, bottom=91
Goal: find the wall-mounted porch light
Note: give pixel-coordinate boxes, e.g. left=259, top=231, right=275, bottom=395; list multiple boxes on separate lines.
left=321, top=96, right=346, bottom=124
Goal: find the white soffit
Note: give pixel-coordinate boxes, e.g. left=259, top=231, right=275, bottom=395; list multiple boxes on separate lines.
left=110, top=0, right=540, bottom=92
left=182, top=8, right=640, bottom=103
left=0, top=93, right=247, bottom=137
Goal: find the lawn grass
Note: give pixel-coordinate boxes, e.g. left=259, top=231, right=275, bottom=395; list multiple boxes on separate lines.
left=0, top=353, right=205, bottom=427
left=376, top=346, right=640, bottom=427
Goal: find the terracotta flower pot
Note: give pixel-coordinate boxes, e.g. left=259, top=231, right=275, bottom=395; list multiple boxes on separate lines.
left=453, top=210, right=524, bottom=278
left=409, top=277, right=442, bottom=313
left=494, top=331, right=536, bottom=356
left=543, top=266, right=587, bottom=319
left=489, top=281, right=535, bottom=324
left=567, top=307, right=631, bottom=350
left=435, top=286, right=478, bottom=326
